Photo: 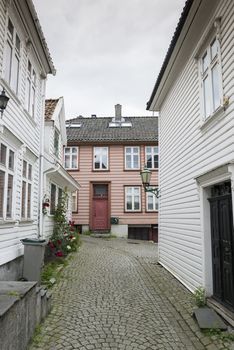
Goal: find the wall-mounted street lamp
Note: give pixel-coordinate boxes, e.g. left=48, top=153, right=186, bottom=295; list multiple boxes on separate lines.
left=0, top=88, right=9, bottom=117
left=140, top=165, right=160, bottom=197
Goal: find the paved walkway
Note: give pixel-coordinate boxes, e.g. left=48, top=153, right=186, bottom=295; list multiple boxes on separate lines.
left=29, top=236, right=233, bottom=350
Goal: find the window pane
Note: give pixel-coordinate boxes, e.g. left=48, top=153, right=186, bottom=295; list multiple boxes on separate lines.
left=8, top=150, right=14, bottom=170
left=7, top=187, right=13, bottom=216
left=102, top=155, right=107, bottom=169
left=11, top=55, right=19, bottom=93
left=133, top=147, right=138, bottom=153
left=126, top=196, right=132, bottom=210
left=203, top=76, right=210, bottom=118
left=94, top=154, right=100, bottom=169
left=147, top=155, right=152, bottom=169
left=21, top=181, right=26, bottom=218
left=126, top=155, right=131, bottom=168
left=15, top=34, right=20, bottom=54
left=0, top=170, right=5, bottom=217
left=134, top=196, right=140, bottom=210
left=134, top=188, right=139, bottom=196
left=212, top=63, right=220, bottom=111
left=211, top=39, right=218, bottom=60
left=58, top=188, right=63, bottom=206
left=154, top=154, right=159, bottom=168
left=147, top=194, right=154, bottom=210
left=54, top=130, right=59, bottom=157
left=5, top=42, right=12, bottom=84
left=28, top=164, right=32, bottom=180
left=0, top=144, right=7, bottom=165
left=65, top=147, right=70, bottom=154
left=23, top=160, right=27, bottom=177
left=126, top=147, right=131, bottom=154
left=64, top=155, right=70, bottom=168
left=8, top=19, right=14, bottom=40
left=154, top=146, right=158, bottom=154
left=202, top=51, right=209, bottom=72
left=27, top=183, right=31, bottom=219
left=50, top=184, right=56, bottom=215
left=133, top=154, right=139, bottom=168
left=72, top=147, right=77, bottom=154
left=30, top=86, right=35, bottom=117
left=72, top=191, right=77, bottom=212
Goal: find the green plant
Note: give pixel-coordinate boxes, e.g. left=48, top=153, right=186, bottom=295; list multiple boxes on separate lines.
left=41, top=258, right=68, bottom=288
left=82, top=230, right=92, bottom=236
left=194, top=286, right=206, bottom=307
left=46, top=190, right=80, bottom=259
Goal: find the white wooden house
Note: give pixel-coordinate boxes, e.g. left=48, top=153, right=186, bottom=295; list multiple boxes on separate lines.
left=147, top=0, right=234, bottom=321
left=43, top=98, right=80, bottom=238
left=0, top=0, right=55, bottom=280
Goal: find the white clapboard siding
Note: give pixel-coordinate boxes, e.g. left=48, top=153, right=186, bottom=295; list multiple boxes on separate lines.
left=159, top=0, right=234, bottom=292
left=0, top=1, right=47, bottom=267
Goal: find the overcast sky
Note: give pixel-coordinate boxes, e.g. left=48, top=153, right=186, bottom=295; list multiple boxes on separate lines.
left=33, top=0, right=185, bottom=119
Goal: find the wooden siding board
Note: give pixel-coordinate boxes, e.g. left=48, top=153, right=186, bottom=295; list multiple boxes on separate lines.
left=158, top=0, right=234, bottom=291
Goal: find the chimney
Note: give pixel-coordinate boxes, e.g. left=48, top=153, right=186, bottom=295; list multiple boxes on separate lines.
left=115, top=104, right=122, bottom=122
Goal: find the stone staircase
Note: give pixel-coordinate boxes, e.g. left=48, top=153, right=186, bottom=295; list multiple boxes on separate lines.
left=0, top=281, right=52, bottom=350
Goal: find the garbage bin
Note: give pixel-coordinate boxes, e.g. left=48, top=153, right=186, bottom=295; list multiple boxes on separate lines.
left=21, top=238, right=47, bottom=284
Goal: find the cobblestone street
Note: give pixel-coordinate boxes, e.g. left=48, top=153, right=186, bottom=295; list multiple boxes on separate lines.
left=29, top=236, right=233, bottom=350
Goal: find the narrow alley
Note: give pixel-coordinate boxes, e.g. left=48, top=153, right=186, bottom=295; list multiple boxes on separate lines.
left=29, top=237, right=231, bottom=350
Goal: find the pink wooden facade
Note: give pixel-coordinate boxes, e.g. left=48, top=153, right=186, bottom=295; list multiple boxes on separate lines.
left=65, top=113, right=158, bottom=240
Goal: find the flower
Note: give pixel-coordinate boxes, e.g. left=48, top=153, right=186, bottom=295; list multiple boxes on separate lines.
left=66, top=245, right=71, bottom=250
left=55, top=251, right=63, bottom=257
left=69, top=235, right=74, bottom=239
left=71, top=237, right=76, bottom=241
left=57, top=240, right=62, bottom=245
left=48, top=241, right=55, bottom=249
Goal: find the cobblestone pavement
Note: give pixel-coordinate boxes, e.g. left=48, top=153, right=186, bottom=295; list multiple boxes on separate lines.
left=29, top=236, right=234, bottom=350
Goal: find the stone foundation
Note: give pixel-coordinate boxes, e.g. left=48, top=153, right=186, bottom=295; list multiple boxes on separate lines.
left=0, top=256, right=23, bottom=281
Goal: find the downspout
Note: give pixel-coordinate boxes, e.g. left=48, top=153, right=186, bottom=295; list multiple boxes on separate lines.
left=38, top=77, right=46, bottom=238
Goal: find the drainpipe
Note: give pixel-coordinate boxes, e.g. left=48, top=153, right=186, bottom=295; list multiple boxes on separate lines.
left=38, top=77, right=46, bottom=238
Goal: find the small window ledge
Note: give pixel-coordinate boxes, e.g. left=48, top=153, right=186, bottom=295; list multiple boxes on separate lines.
left=0, top=220, right=18, bottom=227
left=199, top=105, right=225, bottom=132
left=19, top=220, right=35, bottom=226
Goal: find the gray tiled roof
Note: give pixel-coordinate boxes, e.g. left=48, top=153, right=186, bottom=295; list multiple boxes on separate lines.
left=66, top=116, right=158, bottom=143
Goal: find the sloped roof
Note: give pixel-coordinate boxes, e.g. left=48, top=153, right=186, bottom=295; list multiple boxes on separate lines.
left=146, top=0, right=194, bottom=109
left=66, top=116, right=158, bottom=143
left=45, top=99, right=59, bottom=120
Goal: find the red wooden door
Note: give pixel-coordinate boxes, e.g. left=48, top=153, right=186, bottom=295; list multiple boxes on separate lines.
left=92, top=184, right=109, bottom=230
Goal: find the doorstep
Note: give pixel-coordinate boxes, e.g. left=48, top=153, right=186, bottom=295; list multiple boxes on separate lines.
left=207, top=297, right=234, bottom=327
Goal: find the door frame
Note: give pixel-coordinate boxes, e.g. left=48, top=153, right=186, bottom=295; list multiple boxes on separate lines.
left=89, top=181, right=111, bottom=231
left=196, top=164, right=234, bottom=297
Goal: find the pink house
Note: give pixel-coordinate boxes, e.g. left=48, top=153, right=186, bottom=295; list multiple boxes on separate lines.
left=64, top=105, right=158, bottom=241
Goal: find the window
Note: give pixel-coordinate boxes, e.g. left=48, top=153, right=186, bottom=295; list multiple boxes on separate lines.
left=72, top=191, right=78, bottom=212
left=54, top=129, right=59, bottom=157
left=4, top=18, right=20, bottom=94
left=21, top=161, right=32, bottom=219
left=50, top=183, right=56, bottom=215
left=125, top=187, right=141, bottom=212
left=200, top=37, right=222, bottom=119
left=93, top=147, right=108, bottom=170
left=0, top=143, right=15, bottom=219
left=125, top=147, right=140, bottom=169
left=145, top=146, right=158, bottom=169
left=146, top=190, right=159, bottom=211
left=64, top=147, right=78, bottom=169
left=25, top=60, right=36, bottom=117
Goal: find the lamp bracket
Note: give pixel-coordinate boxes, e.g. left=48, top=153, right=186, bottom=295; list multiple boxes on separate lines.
left=143, top=185, right=160, bottom=197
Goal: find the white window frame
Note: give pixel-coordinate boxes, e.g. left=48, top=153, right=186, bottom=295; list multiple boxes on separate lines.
left=125, top=146, right=140, bottom=170
left=145, top=146, right=158, bottom=169
left=4, top=17, right=21, bottom=95
left=125, top=186, right=141, bottom=212
left=146, top=189, right=159, bottom=212
left=21, top=160, right=33, bottom=220
left=0, top=142, right=15, bottom=220
left=64, top=147, right=79, bottom=169
left=72, top=191, right=78, bottom=213
left=93, top=147, right=109, bottom=170
left=50, top=183, right=57, bottom=215
left=25, top=60, right=36, bottom=117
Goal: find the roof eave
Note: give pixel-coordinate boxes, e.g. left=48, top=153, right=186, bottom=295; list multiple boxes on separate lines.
left=146, top=0, right=195, bottom=111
